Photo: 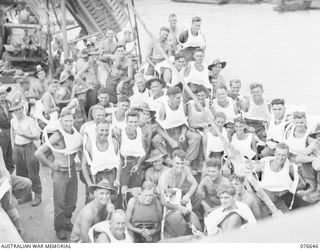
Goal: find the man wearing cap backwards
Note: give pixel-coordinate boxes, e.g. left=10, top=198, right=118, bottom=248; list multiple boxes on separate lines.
left=153, top=86, right=202, bottom=169
left=178, top=17, right=206, bottom=63
left=99, top=44, right=133, bottom=105
left=94, top=209, right=133, bottom=243
left=118, top=111, right=146, bottom=189
left=35, top=110, right=83, bottom=240
left=145, top=27, right=173, bottom=76
left=183, top=48, right=212, bottom=93
left=208, top=59, right=227, bottom=91
left=126, top=181, right=163, bottom=243
left=130, top=73, right=150, bottom=107
left=0, top=84, right=15, bottom=174
left=70, top=179, right=116, bottom=243
left=30, top=65, right=48, bottom=99
left=145, top=149, right=169, bottom=186
left=64, top=84, right=89, bottom=131
left=88, top=88, right=113, bottom=121
left=158, top=150, right=201, bottom=238
left=294, top=124, right=320, bottom=203
left=10, top=101, right=42, bottom=206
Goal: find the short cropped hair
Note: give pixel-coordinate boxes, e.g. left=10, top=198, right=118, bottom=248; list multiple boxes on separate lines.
left=192, top=16, right=202, bottom=23
left=293, top=111, right=306, bottom=119
left=160, top=27, right=170, bottom=33
left=194, top=48, right=204, bottom=54
left=214, top=111, right=227, bottom=121
left=59, top=109, right=73, bottom=119
left=169, top=13, right=177, bottom=19
left=111, top=209, right=126, bottom=223
left=194, top=85, right=207, bottom=95
left=249, top=82, right=263, bottom=91
left=228, top=174, right=245, bottom=184
left=233, top=117, right=246, bottom=125
left=216, top=84, right=228, bottom=92
left=271, top=98, right=285, bottom=106
left=230, top=79, right=241, bottom=87
left=115, top=44, right=126, bottom=51
left=172, top=149, right=187, bottom=161
left=96, top=119, right=109, bottom=127
left=98, top=87, right=109, bottom=95
left=174, top=52, right=185, bottom=61
left=167, top=86, right=181, bottom=96
left=118, top=95, right=130, bottom=104
left=276, top=142, right=290, bottom=153
left=92, top=104, right=105, bottom=115
left=141, top=181, right=156, bottom=192
left=217, top=184, right=236, bottom=197
left=126, top=110, right=139, bottom=121
left=206, top=159, right=221, bottom=170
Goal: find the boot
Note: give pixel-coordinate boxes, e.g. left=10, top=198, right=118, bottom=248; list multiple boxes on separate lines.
left=63, top=217, right=73, bottom=232
left=56, top=230, right=67, bottom=240
left=17, top=192, right=32, bottom=205
left=31, top=194, right=41, bottom=206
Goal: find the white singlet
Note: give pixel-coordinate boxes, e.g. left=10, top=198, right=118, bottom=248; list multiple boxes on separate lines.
left=212, top=97, right=237, bottom=124
left=206, top=128, right=228, bottom=157
left=245, top=99, right=270, bottom=122
left=157, top=100, right=188, bottom=130
left=120, top=127, right=145, bottom=158
left=184, top=62, right=212, bottom=89
left=180, top=29, right=206, bottom=49
left=284, top=127, right=309, bottom=154
left=231, top=133, right=256, bottom=159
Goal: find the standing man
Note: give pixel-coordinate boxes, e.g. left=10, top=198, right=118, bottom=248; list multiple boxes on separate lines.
left=70, top=179, right=116, bottom=243
left=0, top=84, right=15, bottom=174
left=168, top=13, right=181, bottom=52
left=178, top=17, right=206, bottom=63
left=100, top=45, right=133, bottom=104
left=118, top=111, right=146, bottom=189
left=10, top=102, right=42, bottom=206
left=35, top=110, right=83, bottom=240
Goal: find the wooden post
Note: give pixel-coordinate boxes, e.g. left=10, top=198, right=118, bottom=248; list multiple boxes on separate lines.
left=131, top=0, right=142, bottom=65
left=46, top=0, right=54, bottom=73
left=61, top=0, right=69, bottom=59
left=126, top=1, right=281, bottom=217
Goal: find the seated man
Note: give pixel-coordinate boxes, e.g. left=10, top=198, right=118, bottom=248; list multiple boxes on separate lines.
left=153, top=86, right=202, bottom=170
left=130, top=73, right=150, bottom=108
left=205, top=184, right=256, bottom=236
left=255, top=143, right=307, bottom=214
left=126, top=181, right=163, bottom=243
left=94, top=209, right=133, bottom=243
left=229, top=174, right=262, bottom=220
left=196, top=159, right=230, bottom=216
left=145, top=149, right=169, bottom=187
left=158, top=150, right=201, bottom=239
left=70, top=179, right=116, bottom=243
left=261, top=98, right=290, bottom=157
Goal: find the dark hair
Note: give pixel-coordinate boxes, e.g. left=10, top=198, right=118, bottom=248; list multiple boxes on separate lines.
left=217, top=184, right=236, bottom=197
left=98, top=87, right=109, bottom=95
left=174, top=52, right=185, bottom=61
left=115, top=44, right=126, bottom=51
left=192, top=16, right=202, bottom=23
left=126, top=110, right=139, bottom=121
left=206, top=159, right=221, bottom=170
left=276, top=142, right=289, bottom=154
left=230, top=79, right=241, bottom=87
left=293, top=111, right=306, bottom=119
left=214, top=112, right=227, bottom=121
left=167, top=86, right=181, bottom=96
left=160, top=27, right=170, bottom=33
left=194, top=85, right=207, bottom=95
left=118, top=95, right=130, bottom=104
left=194, top=48, right=204, bottom=54
left=271, top=98, right=285, bottom=106
left=172, top=149, right=186, bottom=161
left=228, top=174, right=245, bottom=184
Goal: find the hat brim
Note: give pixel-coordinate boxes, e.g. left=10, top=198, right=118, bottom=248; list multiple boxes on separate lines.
left=13, top=73, right=29, bottom=78
left=9, top=104, right=23, bottom=112
left=89, top=185, right=117, bottom=194
left=145, top=78, right=167, bottom=89
left=75, top=88, right=89, bottom=95
left=208, top=61, right=227, bottom=71
left=79, top=54, right=89, bottom=58
left=60, top=75, right=74, bottom=83
left=309, top=131, right=320, bottom=139
left=133, top=106, right=156, bottom=114
left=145, top=153, right=167, bottom=163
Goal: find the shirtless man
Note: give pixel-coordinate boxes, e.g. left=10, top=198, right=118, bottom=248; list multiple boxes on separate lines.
left=30, top=65, right=48, bottom=99
left=35, top=110, right=83, bottom=240
left=130, top=73, right=150, bottom=107
left=100, top=44, right=133, bottom=104
left=145, top=27, right=173, bottom=76
left=70, top=179, right=116, bottom=243
left=208, top=59, right=227, bottom=91
left=168, top=13, right=180, bottom=52
left=229, top=174, right=262, bottom=220
left=11, top=77, right=34, bottom=115
left=145, top=149, right=169, bottom=186
left=99, top=29, right=117, bottom=55
left=95, top=209, right=133, bottom=243
left=88, top=88, right=113, bottom=121
left=197, top=159, right=230, bottom=215
left=178, top=17, right=206, bottom=63
left=107, top=95, right=130, bottom=132
left=158, top=150, right=201, bottom=238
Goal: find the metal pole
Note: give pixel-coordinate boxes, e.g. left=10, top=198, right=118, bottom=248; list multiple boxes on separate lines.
left=131, top=0, right=142, bottom=65
left=61, top=0, right=69, bottom=59
left=46, top=0, right=54, bottom=73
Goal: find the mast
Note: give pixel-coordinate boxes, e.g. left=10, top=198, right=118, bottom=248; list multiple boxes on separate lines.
left=131, top=0, right=142, bottom=65
left=61, top=0, right=69, bottom=59
left=46, top=0, right=53, bottom=73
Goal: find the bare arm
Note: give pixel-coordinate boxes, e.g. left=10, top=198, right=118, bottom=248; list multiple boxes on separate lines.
left=82, top=139, right=93, bottom=186
left=184, top=171, right=198, bottom=198
left=79, top=210, right=94, bottom=243
left=126, top=197, right=143, bottom=234
left=42, top=94, right=59, bottom=114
